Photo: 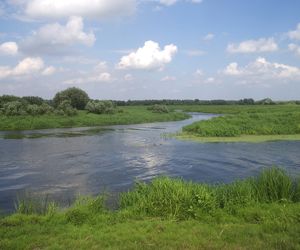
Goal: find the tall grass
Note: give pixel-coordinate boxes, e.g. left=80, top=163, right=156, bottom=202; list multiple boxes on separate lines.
left=13, top=168, right=299, bottom=221
left=0, top=106, right=190, bottom=131
left=120, top=167, right=300, bottom=219
left=183, top=109, right=300, bottom=137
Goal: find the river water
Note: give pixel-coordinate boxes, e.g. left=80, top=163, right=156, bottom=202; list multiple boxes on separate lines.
left=0, top=113, right=299, bottom=213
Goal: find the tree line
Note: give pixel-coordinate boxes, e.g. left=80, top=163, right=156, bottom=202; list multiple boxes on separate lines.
left=1, top=87, right=299, bottom=116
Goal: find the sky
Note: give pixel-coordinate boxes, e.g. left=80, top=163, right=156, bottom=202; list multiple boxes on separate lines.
left=0, top=0, right=300, bottom=100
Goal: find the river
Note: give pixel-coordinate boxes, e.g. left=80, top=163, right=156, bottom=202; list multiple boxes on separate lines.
left=0, top=113, right=299, bottom=213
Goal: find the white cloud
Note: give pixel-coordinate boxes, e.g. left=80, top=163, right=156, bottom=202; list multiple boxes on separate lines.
left=223, top=57, right=300, bottom=80
left=194, top=69, right=204, bottom=76
left=158, top=0, right=203, bottom=6
left=205, top=77, right=215, bottom=83
left=227, top=38, right=278, bottom=53
left=42, top=66, right=56, bottom=76
left=203, top=33, right=214, bottom=41
left=288, top=43, right=300, bottom=56
left=288, top=23, right=300, bottom=40
left=161, top=75, right=176, bottom=81
left=0, top=42, right=18, bottom=56
left=0, top=57, right=55, bottom=79
left=223, top=62, right=241, bottom=76
left=64, top=73, right=112, bottom=85
left=63, top=61, right=113, bottom=84
left=21, top=16, right=95, bottom=55
left=24, top=0, right=137, bottom=20
left=184, top=50, right=205, bottom=56
left=117, top=40, right=178, bottom=70
left=124, top=73, right=134, bottom=81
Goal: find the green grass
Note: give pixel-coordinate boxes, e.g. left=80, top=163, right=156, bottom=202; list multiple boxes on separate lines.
left=0, top=106, right=190, bottom=131
left=172, top=105, right=300, bottom=142
left=170, top=104, right=300, bottom=114
left=1, top=168, right=300, bottom=249
left=177, top=133, right=300, bottom=143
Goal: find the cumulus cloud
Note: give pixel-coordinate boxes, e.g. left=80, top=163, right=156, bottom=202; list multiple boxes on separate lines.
left=223, top=57, right=300, bottom=80
left=117, top=40, right=178, bottom=70
left=0, top=57, right=55, bottom=79
left=158, top=0, right=203, bottom=6
left=63, top=61, right=113, bottom=84
left=24, top=0, right=137, bottom=20
left=42, top=66, right=56, bottom=76
left=124, top=73, right=134, bottom=81
left=64, top=73, right=112, bottom=85
left=288, top=23, right=300, bottom=40
left=203, top=33, right=214, bottom=41
left=0, top=42, right=18, bottom=56
left=161, top=75, right=176, bottom=81
left=227, top=38, right=278, bottom=53
left=21, top=16, right=95, bottom=55
left=194, top=69, right=204, bottom=76
left=288, top=43, right=300, bottom=56
left=184, top=49, right=205, bottom=56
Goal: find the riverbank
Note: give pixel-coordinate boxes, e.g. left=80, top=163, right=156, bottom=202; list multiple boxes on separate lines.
left=177, top=133, right=300, bottom=143
left=173, top=105, right=300, bottom=143
left=0, top=106, right=190, bottom=131
left=1, top=168, right=299, bottom=249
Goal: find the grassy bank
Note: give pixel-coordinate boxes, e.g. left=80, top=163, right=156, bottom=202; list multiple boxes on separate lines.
left=173, top=105, right=300, bottom=142
left=1, top=168, right=300, bottom=249
left=0, top=106, right=189, bottom=131
left=177, top=133, right=300, bottom=143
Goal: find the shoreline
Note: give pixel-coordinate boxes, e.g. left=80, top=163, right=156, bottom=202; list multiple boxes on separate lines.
left=176, top=132, right=300, bottom=143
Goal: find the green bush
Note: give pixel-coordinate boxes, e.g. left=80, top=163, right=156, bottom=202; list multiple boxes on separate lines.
left=120, top=168, right=299, bottom=220
left=85, top=100, right=116, bottom=114
left=53, top=87, right=89, bottom=110
left=56, top=100, right=78, bottom=116
left=2, top=101, right=27, bottom=116
left=22, top=96, right=45, bottom=106
left=147, top=104, right=169, bottom=113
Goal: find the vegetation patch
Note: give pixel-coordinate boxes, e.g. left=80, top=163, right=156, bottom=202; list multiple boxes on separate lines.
left=175, top=105, right=300, bottom=142
left=1, top=168, right=300, bottom=249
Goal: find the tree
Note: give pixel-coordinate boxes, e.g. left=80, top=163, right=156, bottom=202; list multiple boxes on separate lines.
left=85, top=100, right=116, bottom=114
left=53, top=87, right=89, bottom=110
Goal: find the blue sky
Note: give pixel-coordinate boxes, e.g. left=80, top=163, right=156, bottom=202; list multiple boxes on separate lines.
left=0, top=0, right=300, bottom=100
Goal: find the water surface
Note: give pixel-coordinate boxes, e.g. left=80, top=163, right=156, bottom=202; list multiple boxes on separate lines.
left=0, top=113, right=299, bottom=213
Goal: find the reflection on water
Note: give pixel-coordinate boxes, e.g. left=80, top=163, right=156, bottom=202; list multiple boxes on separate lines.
left=0, top=113, right=299, bottom=213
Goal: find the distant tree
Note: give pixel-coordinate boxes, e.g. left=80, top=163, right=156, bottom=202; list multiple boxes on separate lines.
left=238, top=98, right=255, bottom=105
left=55, top=100, right=78, bottom=116
left=85, top=100, right=116, bottom=114
left=256, top=98, right=275, bottom=105
left=3, top=101, right=27, bottom=116
left=22, top=96, right=45, bottom=106
left=147, top=104, right=169, bottom=113
left=53, top=87, right=89, bottom=110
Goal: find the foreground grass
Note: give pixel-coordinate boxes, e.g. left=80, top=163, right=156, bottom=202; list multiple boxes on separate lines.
left=0, top=106, right=189, bottom=131
left=1, top=168, right=300, bottom=249
left=173, top=105, right=300, bottom=142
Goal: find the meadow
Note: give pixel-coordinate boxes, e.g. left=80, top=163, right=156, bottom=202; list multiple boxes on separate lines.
left=1, top=168, right=299, bottom=249
left=0, top=106, right=189, bottom=131
left=173, top=104, right=300, bottom=142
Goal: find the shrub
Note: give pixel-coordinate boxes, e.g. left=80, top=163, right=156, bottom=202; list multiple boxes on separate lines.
left=22, top=96, right=45, bottom=106
left=56, top=100, right=78, bottom=116
left=38, top=103, right=54, bottom=115
left=3, top=101, right=27, bottom=116
left=26, top=104, right=40, bottom=116
left=85, top=100, right=116, bottom=114
left=147, top=104, right=169, bottom=113
left=53, top=87, right=89, bottom=110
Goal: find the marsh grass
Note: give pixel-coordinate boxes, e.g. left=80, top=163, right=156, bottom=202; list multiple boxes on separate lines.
left=0, top=106, right=190, bottom=131
left=2, top=167, right=300, bottom=249
left=120, top=167, right=299, bottom=219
